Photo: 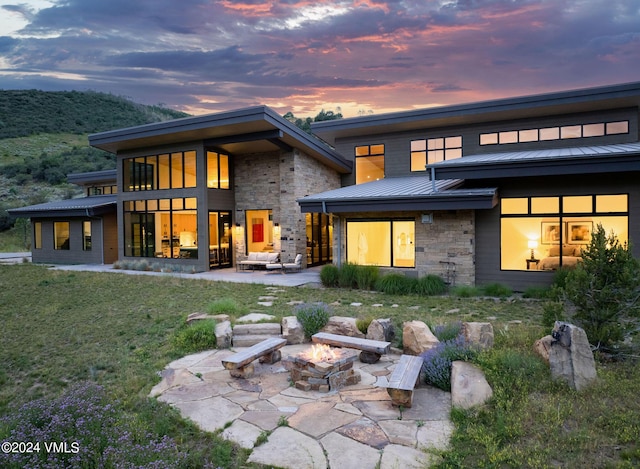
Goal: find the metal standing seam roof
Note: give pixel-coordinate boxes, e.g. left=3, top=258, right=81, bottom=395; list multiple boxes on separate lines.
left=430, top=142, right=640, bottom=168
left=8, top=195, right=117, bottom=217
left=427, top=142, right=640, bottom=179
left=297, top=176, right=498, bottom=213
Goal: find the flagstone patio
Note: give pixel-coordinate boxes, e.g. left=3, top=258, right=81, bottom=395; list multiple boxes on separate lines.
left=150, top=343, right=454, bottom=469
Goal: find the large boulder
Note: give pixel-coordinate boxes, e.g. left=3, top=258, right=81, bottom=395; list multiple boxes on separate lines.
left=451, top=361, right=493, bottom=409
left=282, top=316, right=305, bottom=344
left=461, top=322, right=494, bottom=350
left=321, top=316, right=365, bottom=338
left=549, top=322, right=597, bottom=391
left=215, top=320, right=233, bottom=349
left=366, top=318, right=395, bottom=342
left=402, top=320, right=439, bottom=355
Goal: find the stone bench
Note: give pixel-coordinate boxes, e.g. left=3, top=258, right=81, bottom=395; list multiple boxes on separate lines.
left=222, top=337, right=287, bottom=378
left=386, top=354, right=424, bottom=408
left=311, top=332, right=391, bottom=364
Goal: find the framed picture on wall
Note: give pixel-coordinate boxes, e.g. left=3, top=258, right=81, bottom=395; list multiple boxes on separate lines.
left=568, top=222, right=593, bottom=244
left=541, top=222, right=561, bottom=244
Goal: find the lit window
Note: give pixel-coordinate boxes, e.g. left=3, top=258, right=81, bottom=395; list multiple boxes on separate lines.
left=355, top=145, right=384, bottom=183
left=34, top=222, right=42, bottom=249
left=54, top=222, right=70, bottom=250
left=83, top=221, right=92, bottom=251
left=500, top=195, right=628, bottom=271
left=411, top=136, right=462, bottom=171
left=207, top=151, right=231, bottom=189
left=346, top=219, right=415, bottom=268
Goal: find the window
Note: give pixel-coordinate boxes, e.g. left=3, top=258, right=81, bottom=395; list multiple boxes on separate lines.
left=83, top=221, right=92, bottom=251
left=123, top=151, right=197, bottom=191
left=480, top=120, right=630, bottom=146
left=411, top=136, right=462, bottom=171
left=123, top=198, right=198, bottom=258
left=500, top=194, right=628, bottom=271
left=346, top=219, right=415, bottom=268
left=355, top=145, right=384, bottom=184
left=87, top=185, right=117, bottom=196
left=54, top=222, right=70, bottom=250
left=207, top=151, right=231, bottom=189
left=34, top=222, right=42, bottom=249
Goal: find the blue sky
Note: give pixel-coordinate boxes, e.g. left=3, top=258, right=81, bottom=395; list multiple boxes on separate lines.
left=1, top=0, right=639, bottom=117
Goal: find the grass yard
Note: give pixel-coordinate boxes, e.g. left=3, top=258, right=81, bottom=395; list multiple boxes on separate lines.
left=1, top=264, right=639, bottom=468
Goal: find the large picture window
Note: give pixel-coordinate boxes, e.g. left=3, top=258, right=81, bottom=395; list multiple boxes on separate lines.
left=123, top=151, right=197, bottom=191
left=500, top=194, right=628, bottom=271
left=347, top=219, right=415, bottom=267
left=355, top=144, right=384, bottom=184
left=123, top=198, right=198, bottom=259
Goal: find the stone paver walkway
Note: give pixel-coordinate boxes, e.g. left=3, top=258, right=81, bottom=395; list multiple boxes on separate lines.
left=150, top=344, right=454, bottom=469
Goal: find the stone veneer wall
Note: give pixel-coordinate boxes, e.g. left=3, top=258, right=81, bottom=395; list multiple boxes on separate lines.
left=334, top=210, right=476, bottom=286
left=233, top=149, right=340, bottom=266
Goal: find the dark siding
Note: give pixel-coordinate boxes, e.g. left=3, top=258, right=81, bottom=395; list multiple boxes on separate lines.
left=475, top=173, right=640, bottom=291
left=334, top=107, right=638, bottom=186
left=103, top=212, right=118, bottom=264
left=31, top=217, right=106, bottom=265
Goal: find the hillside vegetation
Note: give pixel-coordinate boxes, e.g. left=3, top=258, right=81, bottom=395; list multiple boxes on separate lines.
left=0, top=90, right=189, bottom=238
left=0, top=89, right=188, bottom=139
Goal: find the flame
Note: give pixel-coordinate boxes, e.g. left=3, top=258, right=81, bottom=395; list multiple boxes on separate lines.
left=304, top=343, right=339, bottom=362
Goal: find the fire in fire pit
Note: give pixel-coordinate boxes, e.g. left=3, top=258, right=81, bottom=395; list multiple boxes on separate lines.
left=286, top=344, right=361, bottom=392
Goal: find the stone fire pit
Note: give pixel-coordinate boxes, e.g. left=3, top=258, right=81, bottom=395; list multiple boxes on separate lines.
left=285, top=344, right=362, bottom=392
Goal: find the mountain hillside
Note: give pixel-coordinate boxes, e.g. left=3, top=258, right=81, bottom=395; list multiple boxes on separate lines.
left=0, top=90, right=189, bottom=238
left=0, top=89, right=188, bottom=139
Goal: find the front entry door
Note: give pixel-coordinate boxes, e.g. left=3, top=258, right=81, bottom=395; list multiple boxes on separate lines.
left=209, top=211, right=231, bottom=268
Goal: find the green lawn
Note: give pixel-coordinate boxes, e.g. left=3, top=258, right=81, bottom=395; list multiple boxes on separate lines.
left=1, top=264, right=638, bottom=468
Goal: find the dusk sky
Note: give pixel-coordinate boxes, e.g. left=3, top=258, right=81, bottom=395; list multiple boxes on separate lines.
left=1, top=0, right=639, bottom=117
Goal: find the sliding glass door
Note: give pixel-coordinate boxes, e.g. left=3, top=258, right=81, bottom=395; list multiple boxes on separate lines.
left=209, top=211, right=231, bottom=268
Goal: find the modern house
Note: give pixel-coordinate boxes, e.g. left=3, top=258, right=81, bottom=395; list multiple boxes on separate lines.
left=10, top=82, right=640, bottom=290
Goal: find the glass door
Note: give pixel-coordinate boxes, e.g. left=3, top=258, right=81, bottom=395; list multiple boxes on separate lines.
left=209, top=211, right=231, bottom=268
left=306, top=213, right=332, bottom=266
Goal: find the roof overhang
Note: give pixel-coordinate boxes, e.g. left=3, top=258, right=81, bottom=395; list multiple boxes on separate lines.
left=428, top=142, right=640, bottom=180
left=312, top=82, right=640, bottom=144
left=66, top=169, right=117, bottom=186
left=89, top=106, right=351, bottom=173
left=8, top=195, right=116, bottom=218
left=298, top=177, right=498, bottom=213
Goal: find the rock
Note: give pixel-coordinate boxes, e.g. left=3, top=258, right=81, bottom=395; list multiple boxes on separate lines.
left=533, top=335, right=553, bottom=363
left=366, top=318, right=396, bottom=343
left=282, top=316, right=305, bottom=344
left=236, top=313, right=275, bottom=322
left=215, top=320, right=232, bottom=349
left=402, top=320, right=439, bottom=355
left=549, top=322, right=597, bottom=391
left=233, top=323, right=281, bottom=335
left=450, top=361, right=493, bottom=409
left=461, top=322, right=494, bottom=350
left=186, top=312, right=229, bottom=324
left=321, top=316, right=365, bottom=338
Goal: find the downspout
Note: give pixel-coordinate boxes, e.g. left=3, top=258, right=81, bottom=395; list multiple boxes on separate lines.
left=430, top=166, right=437, bottom=192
